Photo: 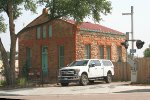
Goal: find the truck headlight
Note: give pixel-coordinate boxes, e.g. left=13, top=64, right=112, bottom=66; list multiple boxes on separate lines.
left=58, top=70, right=61, bottom=76
left=74, top=69, right=80, bottom=75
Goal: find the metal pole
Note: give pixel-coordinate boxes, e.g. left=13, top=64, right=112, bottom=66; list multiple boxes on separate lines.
left=126, top=49, right=128, bottom=81
left=130, top=6, right=137, bottom=83
left=123, top=6, right=137, bottom=83
left=122, top=6, right=134, bottom=58
left=131, top=6, right=134, bottom=58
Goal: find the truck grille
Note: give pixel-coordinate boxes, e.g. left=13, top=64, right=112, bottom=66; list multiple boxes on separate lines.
left=60, top=69, right=75, bottom=76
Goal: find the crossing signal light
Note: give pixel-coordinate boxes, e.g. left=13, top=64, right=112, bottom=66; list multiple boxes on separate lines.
left=121, top=40, right=129, bottom=49
left=136, top=40, right=144, bottom=49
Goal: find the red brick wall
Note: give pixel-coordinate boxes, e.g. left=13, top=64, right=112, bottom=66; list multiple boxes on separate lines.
left=75, top=31, right=126, bottom=62
left=19, top=19, right=76, bottom=82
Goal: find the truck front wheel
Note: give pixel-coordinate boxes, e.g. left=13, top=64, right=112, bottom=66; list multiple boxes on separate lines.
left=105, top=72, right=112, bottom=83
left=80, top=73, right=89, bottom=86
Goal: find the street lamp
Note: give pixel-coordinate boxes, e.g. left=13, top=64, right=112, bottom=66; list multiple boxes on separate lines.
left=122, top=6, right=134, bottom=59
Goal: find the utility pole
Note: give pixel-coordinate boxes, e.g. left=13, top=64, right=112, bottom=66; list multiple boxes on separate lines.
left=122, top=6, right=134, bottom=58
left=131, top=6, right=134, bottom=58
left=122, top=6, right=137, bottom=83
left=122, top=6, right=145, bottom=83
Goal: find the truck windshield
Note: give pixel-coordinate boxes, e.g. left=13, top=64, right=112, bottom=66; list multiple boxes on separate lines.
left=69, top=60, right=89, bottom=66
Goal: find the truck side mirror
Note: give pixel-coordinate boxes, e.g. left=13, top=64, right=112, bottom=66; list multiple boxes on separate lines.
left=89, top=63, right=95, bottom=67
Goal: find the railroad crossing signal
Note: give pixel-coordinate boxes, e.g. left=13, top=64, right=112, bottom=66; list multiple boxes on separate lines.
left=121, top=40, right=144, bottom=49
left=121, top=40, right=129, bottom=49
left=136, top=40, right=145, bottom=49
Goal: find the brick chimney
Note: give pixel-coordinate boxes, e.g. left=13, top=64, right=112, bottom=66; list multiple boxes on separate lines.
left=42, top=8, right=48, bottom=15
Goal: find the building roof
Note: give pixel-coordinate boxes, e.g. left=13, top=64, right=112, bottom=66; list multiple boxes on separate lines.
left=19, top=9, right=124, bottom=36
left=66, top=20, right=124, bottom=35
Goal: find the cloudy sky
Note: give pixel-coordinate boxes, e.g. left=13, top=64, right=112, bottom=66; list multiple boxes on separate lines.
left=0, top=0, right=150, bottom=57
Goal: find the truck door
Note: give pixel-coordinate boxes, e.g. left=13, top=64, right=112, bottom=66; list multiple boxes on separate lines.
left=88, top=60, right=103, bottom=77
left=94, top=60, right=103, bottom=77
left=88, top=60, right=97, bottom=78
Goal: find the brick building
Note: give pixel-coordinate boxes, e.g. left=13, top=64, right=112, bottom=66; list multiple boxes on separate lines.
left=18, top=9, right=126, bottom=83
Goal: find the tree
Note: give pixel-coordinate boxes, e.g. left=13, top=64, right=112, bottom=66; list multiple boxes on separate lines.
left=41, top=0, right=112, bottom=22
left=0, top=15, right=7, bottom=33
left=0, top=52, right=1, bottom=60
left=0, top=0, right=38, bottom=86
left=144, top=45, right=150, bottom=57
left=0, top=0, right=112, bottom=86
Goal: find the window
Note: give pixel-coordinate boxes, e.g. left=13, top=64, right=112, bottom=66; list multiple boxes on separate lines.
left=48, top=25, right=52, bottom=37
left=85, top=44, right=91, bottom=59
left=102, top=60, right=112, bottom=66
left=106, top=46, right=111, bottom=60
left=94, top=60, right=101, bottom=66
left=58, top=45, right=64, bottom=68
left=26, top=47, right=32, bottom=68
left=69, top=60, right=89, bottom=66
left=99, top=45, right=104, bottom=59
left=89, top=60, right=101, bottom=66
left=43, top=25, right=46, bottom=39
left=117, top=46, right=122, bottom=62
left=37, top=26, right=41, bottom=39
left=42, top=46, right=48, bottom=52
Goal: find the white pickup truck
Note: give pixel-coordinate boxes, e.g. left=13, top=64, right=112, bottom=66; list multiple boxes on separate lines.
left=58, top=59, right=114, bottom=86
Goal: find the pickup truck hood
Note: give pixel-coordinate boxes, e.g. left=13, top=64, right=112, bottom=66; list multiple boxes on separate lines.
left=60, top=66, right=85, bottom=70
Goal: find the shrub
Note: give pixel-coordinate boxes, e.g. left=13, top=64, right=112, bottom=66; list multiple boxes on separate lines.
left=0, top=80, right=7, bottom=86
left=16, top=78, right=27, bottom=87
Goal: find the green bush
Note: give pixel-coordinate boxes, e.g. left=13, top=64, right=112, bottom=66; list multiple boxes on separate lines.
left=16, top=78, right=27, bottom=87
left=0, top=80, right=7, bottom=86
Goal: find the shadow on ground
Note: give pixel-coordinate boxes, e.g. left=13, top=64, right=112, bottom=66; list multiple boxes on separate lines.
left=0, top=93, right=23, bottom=96
left=56, top=81, right=105, bottom=87
left=115, top=89, right=150, bottom=93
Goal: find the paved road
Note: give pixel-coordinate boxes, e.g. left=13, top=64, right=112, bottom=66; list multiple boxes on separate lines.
left=0, top=82, right=150, bottom=100
left=1, top=93, right=150, bottom=100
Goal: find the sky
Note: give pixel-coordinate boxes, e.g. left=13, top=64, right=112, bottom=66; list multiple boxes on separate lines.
left=0, top=0, right=150, bottom=57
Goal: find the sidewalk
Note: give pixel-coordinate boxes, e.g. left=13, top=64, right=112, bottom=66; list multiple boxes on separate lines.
left=0, top=82, right=150, bottom=96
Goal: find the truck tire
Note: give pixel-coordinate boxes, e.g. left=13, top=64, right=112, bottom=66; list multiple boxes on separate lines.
left=105, top=73, right=112, bottom=83
left=61, top=83, right=69, bottom=86
left=80, top=73, right=89, bottom=86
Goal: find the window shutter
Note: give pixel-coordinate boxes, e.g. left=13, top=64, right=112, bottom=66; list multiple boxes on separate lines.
left=48, top=25, right=52, bottom=37
left=43, top=25, right=46, bottom=39
left=37, top=27, right=40, bottom=39
left=99, top=45, right=104, bottom=59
